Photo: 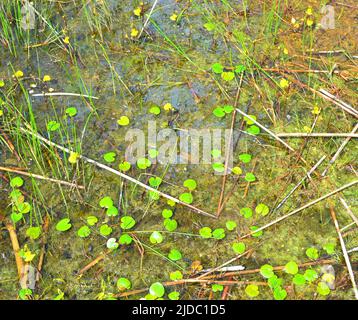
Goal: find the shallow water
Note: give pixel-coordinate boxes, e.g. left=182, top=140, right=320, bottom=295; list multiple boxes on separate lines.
left=0, top=0, right=357, bottom=300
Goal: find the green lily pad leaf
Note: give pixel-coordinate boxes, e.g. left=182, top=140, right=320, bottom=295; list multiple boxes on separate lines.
left=317, top=282, right=330, bottom=296
left=323, top=243, right=336, bottom=255
left=119, top=161, right=131, bottom=172
left=306, top=247, right=319, bottom=260
left=250, top=226, right=263, bottom=237
left=212, top=284, right=224, bottom=292
left=162, top=209, right=173, bottom=219
left=244, top=173, right=256, bottom=182
left=292, top=274, right=306, bottom=286
left=211, top=149, right=221, bottom=158
left=119, top=234, right=133, bottom=245
left=260, top=264, right=274, bottom=279
left=221, top=71, right=235, bottom=81
left=26, top=226, right=41, bottom=240
left=284, top=261, right=298, bottom=275
left=235, top=65, right=246, bottom=73
left=179, top=192, right=193, bottom=204
left=106, top=206, right=119, bottom=217
left=212, top=162, right=225, bottom=173
left=149, top=176, right=162, bottom=187
left=10, top=177, right=24, bottom=188
left=149, top=106, right=161, bottom=115
left=168, top=249, right=182, bottom=261
left=211, top=63, right=223, bottom=74
left=303, top=269, right=318, bottom=282
left=65, top=107, right=77, bottom=117
left=168, top=291, right=180, bottom=300
left=213, top=107, right=225, bottom=118
left=223, top=105, right=234, bottom=113
left=137, top=157, right=151, bottom=169
left=170, top=270, right=183, bottom=281
left=232, top=242, right=246, bottom=254
left=231, top=167, right=242, bottom=175
left=212, top=228, right=226, bottom=240
left=47, top=120, right=60, bottom=132
left=255, top=203, right=269, bottom=216
left=226, top=220, right=237, bottom=231
left=149, top=282, right=165, bottom=298
left=245, top=284, right=259, bottom=298
left=240, top=207, right=253, bottom=219
left=117, top=278, right=131, bottom=291
left=16, top=202, right=31, bottom=214
left=243, top=115, right=257, bottom=125
left=106, top=238, right=119, bottom=249
left=11, top=212, right=23, bottom=223
left=164, top=218, right=178, bottom=232
left=19, top=288, right=32, bottom=300
left=103, top=152, right=116, bottom=163
left=273, top=287, right=287, bottom=300
left=199, top=227, right=212, bottom=238
left=120, top=216, right=136, bottom=230
left=77, top=225, right=91, bottom=238
left=99, top=224, right=112, bottom=236
left=148, top=148, right=158, bottom=158
left=183, top=179, right=197, bottom=191
left=56, top=218, right=72, bottom=232
left=117, top=116, right=130, bottom=126
left=99, top=196, right=113, bottom=209
left=246, top=125, right=260, bottom=135
left=239, top=153, right=252, bottom=163
left=268, top=275, right=283, bottom=289
left=86, top=215, right=98, bottom=226
left=150, top=231, right=163, bottom=244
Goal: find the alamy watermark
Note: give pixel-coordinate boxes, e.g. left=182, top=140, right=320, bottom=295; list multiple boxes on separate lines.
left=320, top=5, right=335, bottom=30
left=20, top=1, right=36, bottom=30
left=124, top=121, right=234, bottom=175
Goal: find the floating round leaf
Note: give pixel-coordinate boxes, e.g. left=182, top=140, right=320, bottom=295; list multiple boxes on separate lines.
left=323, top=243, right=335, bottom=255
left=77, top=225, right=91, bottom=238
left=199, top=227, right=212, bottom=239
left=47, top=121, right=60, bottom=132
left=303, top=269, right=318, bottom=282
left=260, top=264, right=274, bottom=279
left=212, top=162, right=225, bottom=173
left=179, top=192, right=193, bottom=204
left=150, top=231, right=163, bottom=244
left=65, top=107, right=77, bottom=117
left=317, top=282, right=330, bottom=296
left=239, top=153, right=252, bottom=163
left=245, top=284, right=259, bottom=298
left=284, top=261, right=298, bottom=275
left=240, top=207, right=253, bottom=219
left=120, top=216, right=136, bottom=230
left=164, top=218, right=177, bottom=232
left=168, top=291, right=180, bottom=300
left=213, top=107, right=225, bottom=118
left=103, top=152, right=116, bottom=163
left=26, top=227, right=41, bottom=240
left=244, top=173, right=256, bottom=182
left=137, top=157, right=151, bottom=169
left=221, top=71, right=235, bottom=81
left=10, top=177, right=24, bottom=188
left=232, top=242, right=245, bottom=254
left=211, top=63, right=223, bottom=74
left=306, top=247, right=319, bottom=260
left=231, top=167, right=242, bottom=175
left=99, top=196, right=113, bottom=208
left=56, top=218, right=72, bottom=232
left=212, top=228, right=225, bottom=240
left=212, top=284, right=224, bottom=292
left=168, top=249, right=182, bottom=261
left=246, top=125, right=260, bottom=135
left=273, top=287, right=287, bottom=300
left=106, top=206, right=119, bottom=217
left=149, top=106, right=161, bottom=115
left=11, top=212, right=23, bottom=223
left=107, top=238, right=119, bottom=249
left=183, top=179, right=197, bottom=191
left=119, top=234, right=133, bottom=245
left=255, top=203, right=269, bottom=216
left=149, top=176, right=162, bottom=187
left=293, top=274, right=306, bottom=286
left=99, top=224, right=112, bottom=236
left=86, top=215, right=98, bottom=226
left=226, top=220, right=237, bottom=231
left=162, top=209, right=173, bottom=219
left=117, top=116, right=130, bottom=126
left=169, top=270, right=183, bottom=281
left=250, top=226, right=263, bottom=237
left=119, top=161, right=131, bottom=172
left=235, top=65, right=246, bottom=73
left=149, top=282, right=165, bottom=298
left=117, top=278, right=131, bottom=291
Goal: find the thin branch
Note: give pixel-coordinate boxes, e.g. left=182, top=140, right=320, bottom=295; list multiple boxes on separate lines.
left=0, top=166, right=84, bottom=189
left=241, top=180, right=358, bottom=239
left=277, top=132, right=358, bottom=138
left=31, top=92, right=99, bottom=100
left=138, top=0, right=159, bottom=38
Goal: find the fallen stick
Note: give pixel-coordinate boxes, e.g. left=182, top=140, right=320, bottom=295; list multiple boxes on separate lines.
left=329, top=206, right=358, bottom=300
left=0, top=166, right=84, bottom=189
left=138, top=0, right=159, bottom=38
left=241, top=180, right=358, bottom=239
left=321, top=123, right=358, bottom=176
left=339, top=197, right=358, bottom=228
left=274, top=155, right=326, bottom=211
left=31, top=92, right=99, bottom=100
left=277, top=132, right=358, bottom=138
left=0, top=127, right=21, bottom=161
left=20, top=127, right=217, bottom=218
left=318, top=89, right=358, bottom=118
left=78, top=250, right=110, bottom=276
left=5, top=222, right=24, bottom=279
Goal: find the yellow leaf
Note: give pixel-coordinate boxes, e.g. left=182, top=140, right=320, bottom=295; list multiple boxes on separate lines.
left=322, top=273, right=335, bottom=284
left=24, top=251, right=36, bottom=262
left=163, top=103, right=174, bottom=111
left=117, top=116, right=130, bottom=126
left=68, top=152, right=80, bottom=164
left=306, top=18, right=314, bottom=27
left=133, top=7, right=142, bottom=16
left=0, top=110, right=3, bottom=117
left=283, top=47, right=288, bottom=55
left=303, top=126, right=311, bottom=133
left=170, top=13, right=178, bottom=21
left=232, top=167, right=242, bottom=175
left=279, top=78, right=289, bottom=89
left=131, top=28, right=139, bottom=38
left=14, top=70, right=24, bottom=78
left=43, top=75, right=51, bottom=82
left=306, top=7, right=313, bottom=15
left=312, top=105, right=320, bottom=115
left=63, top=36, right=70, bottom=44
left=0, top=79, right=4, bottom=87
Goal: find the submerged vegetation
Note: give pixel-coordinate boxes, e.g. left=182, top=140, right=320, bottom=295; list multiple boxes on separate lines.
left=0, top=0, right=357, bottom=300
